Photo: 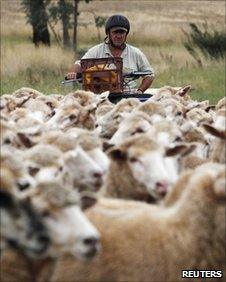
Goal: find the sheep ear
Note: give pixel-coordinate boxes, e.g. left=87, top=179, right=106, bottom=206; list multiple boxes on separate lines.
left=205, top=105, right=215, bottom=112
left=102, top=141, right=114, bottom=152
left=202, top=123, right=226, bottom=140
left=17, top=132, right=34, bottom=148
left=108, top=147, right=127, bottom=161
left=165, top=143, right=196, bottom=157
left=176, top=85, right=192, bottom=97
left=99, top=91, right=109, bottom=100
left=80, top=192, right=98, bottom=210
left=28, top=166, right=40, bottom=177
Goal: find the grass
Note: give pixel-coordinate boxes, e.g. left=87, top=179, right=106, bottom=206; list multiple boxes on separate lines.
left=1, top=0, right=225, bottom=104
left=153, top=61, right=225, bottom=104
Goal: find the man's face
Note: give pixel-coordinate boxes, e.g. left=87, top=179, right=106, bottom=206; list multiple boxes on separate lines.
left=109, top=29, right=127, bottom=47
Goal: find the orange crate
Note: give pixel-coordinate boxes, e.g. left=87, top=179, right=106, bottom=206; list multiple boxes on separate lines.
left=81, top=57, right=123, bottom=94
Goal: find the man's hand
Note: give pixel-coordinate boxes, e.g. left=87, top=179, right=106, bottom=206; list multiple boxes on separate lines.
left=66, top=72, right=77, bottom=80
left=136, top=89, right=143, bottom=94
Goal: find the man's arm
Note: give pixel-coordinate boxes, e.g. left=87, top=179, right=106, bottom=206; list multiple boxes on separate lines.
left=66, top=44, right=100, bottom=80
left=66, top=63, right=81, bottom=80
left=137, top=75, right=155, bottom=93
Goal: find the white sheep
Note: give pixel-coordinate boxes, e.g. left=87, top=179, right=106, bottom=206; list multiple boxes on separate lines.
left=109, top=111, right=155, bottom=145
left=50, top=163, right=225, bottom=282
left=101, top=134, right=193, bottom=202
left=96, top=98, right=140, bottom=138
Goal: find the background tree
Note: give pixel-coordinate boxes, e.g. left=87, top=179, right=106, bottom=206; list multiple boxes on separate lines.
left=48, top=0, right=91, bottom=51
left=21, top=0, right=51, bottom=47
left=72, top=0, right=92, bottom=51
left=183, top=23, right=226, bottom=65
left=58, top=0, right=73, bottom=48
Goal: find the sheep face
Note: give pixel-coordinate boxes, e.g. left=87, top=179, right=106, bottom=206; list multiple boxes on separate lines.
left=43, top=205, right=100, bottom=260
left=47, top=103, right=95, bottom=130
left=0, top=189, right=50, bottom=258
left=31, top=182, right=100, bottom=260
left=60, top=148, right=105, bottom=192
left=96, top=99, right=139, bottom=138
left=87, top=148, right=110, bottom=176
left=109, top=143, right=178, bottom=201
left=96, top=111, right=124, bottom=138
left=110, top=112, right=155, bottom=145
left=1, top=151, right=37, bottom=198
left=109, top=136, right=195, bottom=201
left=46, top=105, right=81, bottom=130
left=127, top=150, right=177, bottom=200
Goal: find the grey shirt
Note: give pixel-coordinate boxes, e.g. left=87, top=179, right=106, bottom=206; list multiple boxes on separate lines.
left=75, top=42, right=154, bottom=89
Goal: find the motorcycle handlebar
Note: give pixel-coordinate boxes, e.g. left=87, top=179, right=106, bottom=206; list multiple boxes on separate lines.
left=123, top=71, right=153, bottom=78
left=61, top=71, right=153, bottom=84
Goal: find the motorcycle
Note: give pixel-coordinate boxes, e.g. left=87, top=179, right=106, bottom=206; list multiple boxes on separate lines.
left=61, top=57, right=154, bottom=104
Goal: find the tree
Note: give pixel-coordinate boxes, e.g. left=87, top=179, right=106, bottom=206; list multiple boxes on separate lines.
left=183, top=23, right=226, bottom=63
left=58, top=0, right=73, bottom=48
left=72, top=0, right=92, bottom=51
left=73, top=0, right=79, bottom=50
left=21, top=0, right=51, bottom=47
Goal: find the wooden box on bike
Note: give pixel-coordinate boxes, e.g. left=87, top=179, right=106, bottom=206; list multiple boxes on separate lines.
left=81, top=57, right=123, bottom=94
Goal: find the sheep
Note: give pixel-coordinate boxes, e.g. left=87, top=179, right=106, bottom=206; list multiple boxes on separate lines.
left=154, top=119, right=183, bottom=147
left=164, top=162, right=225, bottom=206
left=185, top=107, right=213, bottom=125
left=68, top=90, right=97, bottom=107
left=1, top=147, right=101, bottom=278
left=96, top=98, right=140, bottom=138
left=215, top=96, right=226, bottom=111
left=109, top=111, right=155, bottom=145
left=50, top=163, right=225, bottom=282
left=1, top=148, right=37, bottom=196
left=0, top=188, right=101, bottom=282
left=160, top=98, right=186, bottom=125
left=12, top=87, right=43, bottom=99
left=20, top=95, right=59, bottom=122
left=213, top=108, right=226, bottom=131
left=178, top=154, right=208, bottom=171
left=46, top=101, right=95, bottom=130
left=58, top=148, right=105, bottom=192
left=203, top=123, right=226, bottom=163
left=41, top=130, right=79, bottom=152
left=0, top=167, right=50, bottom=258
left=24, top=144, right=62, bottom=167
left=150, top=85, right=192, bottom=105
left=66, top=128, right=110, bottom=174
left=100, top=134, right=194, bottom=202
left=180, top=121, right=209, bottom=158
left=134, top=100, right=166, bottom=121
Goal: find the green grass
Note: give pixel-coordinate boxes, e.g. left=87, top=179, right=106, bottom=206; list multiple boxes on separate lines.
left=1, top=60, right=224, bottom=105
left=153, top=61, right=225, bottom=104
left=1, top=33, right=225, bottom=104
left=1, top=72, right=79, bottom=96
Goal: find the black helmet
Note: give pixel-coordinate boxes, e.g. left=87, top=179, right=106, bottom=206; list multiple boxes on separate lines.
left=105, top=15, right=130, bottom=34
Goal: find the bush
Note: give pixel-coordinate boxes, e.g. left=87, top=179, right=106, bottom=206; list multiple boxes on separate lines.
left=184, top=23, right=226, bottom=62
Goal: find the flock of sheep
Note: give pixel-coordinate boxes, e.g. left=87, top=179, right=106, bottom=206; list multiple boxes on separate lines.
left=0, top=85, right=225, bottom=282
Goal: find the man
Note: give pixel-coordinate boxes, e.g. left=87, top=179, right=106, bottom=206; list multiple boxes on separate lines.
left=67, top=14, right=155, bottom=93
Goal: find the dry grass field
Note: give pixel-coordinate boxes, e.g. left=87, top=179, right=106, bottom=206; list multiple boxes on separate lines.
left=1, top=0, right=225, bottom=103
